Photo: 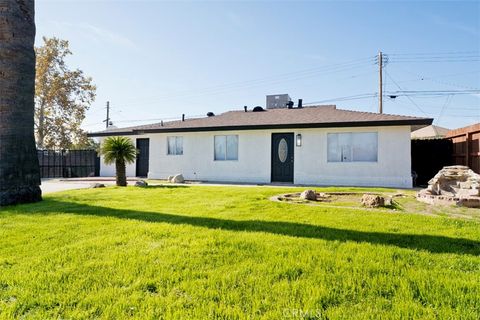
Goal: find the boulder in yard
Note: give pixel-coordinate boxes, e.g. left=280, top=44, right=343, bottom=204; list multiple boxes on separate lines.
left=361, top=194, right=385, bottom=208
left=171, top=174, right=185, bottom=183
left=417, top=165, right=480, bottom=207
left=135, top=180, right=148, bottom=187
left=300, top=189, right=317, bottom=201
left=425, top=165, right=480, bottom=197
left=384, top=196, right=393, bottom=206
left=91, top=183, right=106, bottom=188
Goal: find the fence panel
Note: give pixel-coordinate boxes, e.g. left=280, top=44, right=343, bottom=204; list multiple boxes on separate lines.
left=37, top=149, right=99, bottom=178
left=446, top=123, right=480, bottom=174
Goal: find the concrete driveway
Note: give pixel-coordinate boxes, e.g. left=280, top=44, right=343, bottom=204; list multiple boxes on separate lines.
left=40, top=177, right=145, bottom=194
left=40, top=179, right=99, bottom=194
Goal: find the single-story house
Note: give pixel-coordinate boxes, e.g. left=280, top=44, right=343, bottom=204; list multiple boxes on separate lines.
left=88, top=96, right=432, bottom=188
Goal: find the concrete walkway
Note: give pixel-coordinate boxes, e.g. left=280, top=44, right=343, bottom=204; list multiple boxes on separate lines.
left=41, top=178, right=138, bottom=194
left=41, top=177, right=415, bottom=194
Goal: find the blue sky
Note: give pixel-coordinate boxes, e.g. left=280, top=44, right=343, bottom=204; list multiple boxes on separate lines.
left=36, top=0, right=480, bottom=132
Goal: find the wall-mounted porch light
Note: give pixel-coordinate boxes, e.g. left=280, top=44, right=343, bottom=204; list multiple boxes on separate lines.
left=296, top=134, right=302, bottom=147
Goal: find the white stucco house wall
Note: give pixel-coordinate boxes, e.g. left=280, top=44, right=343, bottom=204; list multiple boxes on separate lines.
left=89, top=99, right=432, bottom=188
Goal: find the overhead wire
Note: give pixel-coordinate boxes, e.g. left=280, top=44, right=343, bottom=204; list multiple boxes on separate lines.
left=118, top=57, right=377, bottom=107
left=84, top=51, right=480, bottom=128
left=385, top=70, right=429, bottom=116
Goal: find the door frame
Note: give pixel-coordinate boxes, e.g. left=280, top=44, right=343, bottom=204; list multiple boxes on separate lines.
left=271, top=132, right=295, bottom=183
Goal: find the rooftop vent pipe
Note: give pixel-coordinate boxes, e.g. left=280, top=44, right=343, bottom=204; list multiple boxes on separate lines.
left=298, top=99, right=303, bottom=108
left=182, top=114, right=185, bottom=121
left=287, top=101, right=294, bottom=109
left=244, top=106, right=247, bottom=112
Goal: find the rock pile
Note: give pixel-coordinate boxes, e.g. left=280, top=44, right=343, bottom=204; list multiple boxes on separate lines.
left=300, top=190, right=317, bottom=201
left=168, top=174, right=185, bottom=183
left=422, top=166, right=479, bottom=197
left=417, top=166, right=480, bottom=208
left=135, top=180, right=148, bottom=187
left=361, top=194, right=385, bottom=208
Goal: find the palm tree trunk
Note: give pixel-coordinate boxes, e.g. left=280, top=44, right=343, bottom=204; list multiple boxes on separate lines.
left=0, top=0, right=42, bottom=205
left=115, top=159, right=127, bottom=186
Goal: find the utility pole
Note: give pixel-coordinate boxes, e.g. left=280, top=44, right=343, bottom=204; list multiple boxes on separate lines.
left=378, top=51, right=383, bottom=114
left=103, top=101, right=110, bottom=129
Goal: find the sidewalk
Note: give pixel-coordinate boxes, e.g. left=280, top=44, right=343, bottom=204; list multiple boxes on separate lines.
left=41, top=177, right=147, bottom=194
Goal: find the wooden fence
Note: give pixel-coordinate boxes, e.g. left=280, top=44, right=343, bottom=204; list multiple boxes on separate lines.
left=446, top=123, right=480, bottom=174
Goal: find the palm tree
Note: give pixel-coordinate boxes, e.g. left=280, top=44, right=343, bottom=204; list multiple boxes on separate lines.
left=100, top=137, right=137, bottom=186
left=0, top=0, right=42, bottom=206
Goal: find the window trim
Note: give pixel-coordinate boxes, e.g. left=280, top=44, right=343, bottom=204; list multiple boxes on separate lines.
left=327, top=132, right=378, bottom=163
left=167, top=136, right=183, bottom=156
left=214, top=135, right=239, bottom=161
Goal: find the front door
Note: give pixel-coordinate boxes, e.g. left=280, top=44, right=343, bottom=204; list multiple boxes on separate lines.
left=136, top=138, right=150, bottom=177
left=271, top=133, right=294, bottom=183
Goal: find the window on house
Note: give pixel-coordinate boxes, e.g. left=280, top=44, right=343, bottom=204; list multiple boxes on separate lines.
left=214, top=135, right=238, bottom=160
left=327, top=132, right=378, bottom=162
left=167, top=136, right=183, bottom=155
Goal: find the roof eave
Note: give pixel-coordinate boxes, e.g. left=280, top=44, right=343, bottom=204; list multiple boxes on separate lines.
left=87, top=118, right=433, bottom=137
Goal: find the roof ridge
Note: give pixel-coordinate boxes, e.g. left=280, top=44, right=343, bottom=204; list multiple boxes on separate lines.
left=334, top=107, right=422, bottom=119
left=89, top=105, right=433, bottom=137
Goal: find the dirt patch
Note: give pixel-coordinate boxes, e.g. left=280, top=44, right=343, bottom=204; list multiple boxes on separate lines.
left=271, top=192, right=401, bottom=210
left=270, top=191, right=480, bottom=221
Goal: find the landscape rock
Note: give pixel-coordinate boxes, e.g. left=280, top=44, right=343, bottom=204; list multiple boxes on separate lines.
left=361, top=194, right=385, bottom=208
left=171, top=174, right=185, bottom=183
left=300, top=189, right=317, bottom=201
left=425, top=165, right=480, bottom=197
left=417, top=166, right=480, bottom=207
left=384, top=196, right=394, bottom=207
left=91, top=183, right=105, bottom=188
left=135, top=180, right=148, bottom=187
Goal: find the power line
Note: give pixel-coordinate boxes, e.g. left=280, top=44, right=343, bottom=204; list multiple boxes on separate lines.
left=436, top=95, right=453, bottom=124
left=388, top=50, right=479, bottom=56
left=388, top=58, right=480, bottom=63
left=304, top=93, right=378, bottom=105
left=118, top=57, right=376, bottom=107
left=395, top=70, right=480, bottom=87
left=386, top=71, right=430, bottom=116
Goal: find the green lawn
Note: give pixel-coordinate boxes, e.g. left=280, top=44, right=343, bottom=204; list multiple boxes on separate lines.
left=0, top=185, right=479, bottom=319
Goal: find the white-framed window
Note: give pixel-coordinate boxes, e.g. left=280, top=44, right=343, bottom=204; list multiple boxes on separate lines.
left=327, top=132, right=378, bottom=162
left=167, top=136, right=183, bottom=155
left=214, top=135, right=238, bottom=161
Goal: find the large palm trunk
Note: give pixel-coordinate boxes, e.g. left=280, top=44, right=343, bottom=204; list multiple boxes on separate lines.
left=0, top=0, right=42, bottom=205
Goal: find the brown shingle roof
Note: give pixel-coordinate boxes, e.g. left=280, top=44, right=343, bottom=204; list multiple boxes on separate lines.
left=88, top=105, right=433, bottom=137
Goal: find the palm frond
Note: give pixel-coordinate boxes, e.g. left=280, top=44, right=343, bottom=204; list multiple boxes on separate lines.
left=100, top=136, right=138, bottom=165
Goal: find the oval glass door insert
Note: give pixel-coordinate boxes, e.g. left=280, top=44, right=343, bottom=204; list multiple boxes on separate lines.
left=278, top=138, right=288, bottom=163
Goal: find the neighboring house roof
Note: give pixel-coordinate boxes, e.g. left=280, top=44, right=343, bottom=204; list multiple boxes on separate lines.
left=411, top=125, right=450, bottom=139
left=88, top=105, right=433, bottom=137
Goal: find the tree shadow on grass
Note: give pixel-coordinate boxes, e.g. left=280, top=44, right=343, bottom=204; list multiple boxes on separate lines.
left=10, top=200, right=480, bottom=256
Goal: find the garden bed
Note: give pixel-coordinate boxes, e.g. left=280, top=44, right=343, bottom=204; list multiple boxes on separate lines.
left=271, top=191, right=402, bottom=210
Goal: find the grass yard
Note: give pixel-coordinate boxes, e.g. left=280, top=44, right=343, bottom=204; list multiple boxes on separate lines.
left=0, top=185, right=479, bottom=319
